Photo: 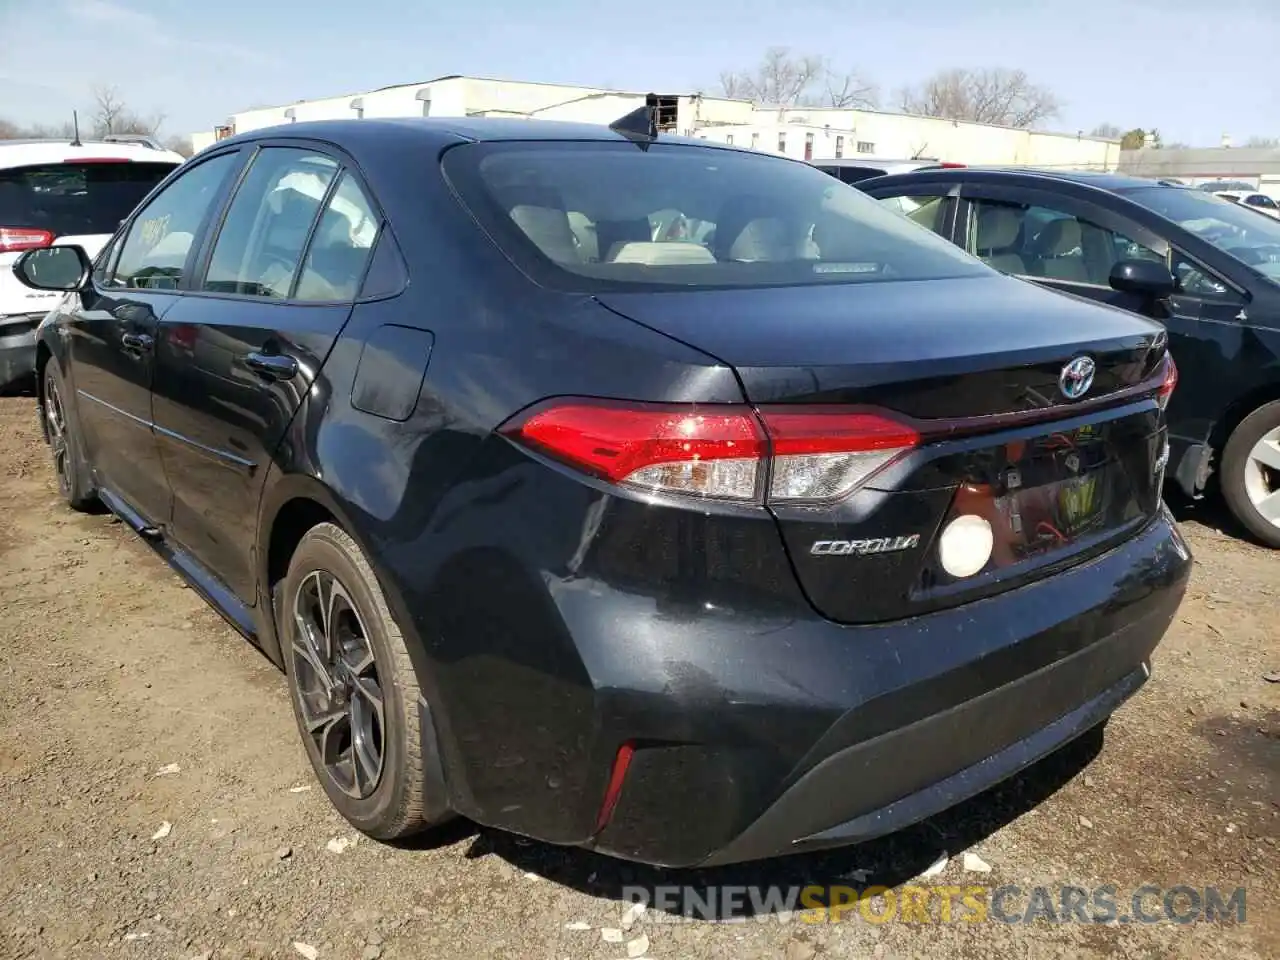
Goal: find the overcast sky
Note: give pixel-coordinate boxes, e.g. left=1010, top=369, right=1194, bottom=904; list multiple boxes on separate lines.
left=2, top=0, right=1277, bottom=145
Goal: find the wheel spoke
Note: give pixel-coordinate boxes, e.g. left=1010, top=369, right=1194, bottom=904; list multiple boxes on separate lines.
left=1256, top=488, right=1280, bottom=524
left=351, top=676, right=384, bottom=727
left=1249, top=437, right=1280, bottom=473
left=340, top=644, right=376, bottom=678
left=307, top=708, right=349, bottom=765
left=291, top=633, right=333, bottom=689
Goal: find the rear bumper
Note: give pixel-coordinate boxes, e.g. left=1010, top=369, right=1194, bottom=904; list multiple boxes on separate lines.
left=583, top=508, right=1191, bottom=866
left=0, top=314, right=41, bottom=389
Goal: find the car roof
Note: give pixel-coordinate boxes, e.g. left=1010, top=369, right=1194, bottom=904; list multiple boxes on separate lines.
left=0, top=139, right=186, bottom=169
left=216, top=117, right=750, bottom=153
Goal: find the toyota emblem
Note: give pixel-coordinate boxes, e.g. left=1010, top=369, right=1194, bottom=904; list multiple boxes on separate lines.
left=1059, top=356, right=1096, bottom=401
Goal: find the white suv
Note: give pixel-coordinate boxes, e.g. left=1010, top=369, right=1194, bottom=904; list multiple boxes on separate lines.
left=0, top=137, right=184, bottom=389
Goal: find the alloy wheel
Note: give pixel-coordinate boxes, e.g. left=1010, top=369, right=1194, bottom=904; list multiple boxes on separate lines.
left=1243, top=425, right=1280, bottom=529
left=291, top=570, right=385, bottom=798
left=44, top=373, right=71, bottom=499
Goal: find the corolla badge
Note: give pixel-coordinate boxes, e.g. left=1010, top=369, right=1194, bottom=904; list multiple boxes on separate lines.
left=1059, top=355, right=1096, bottom=401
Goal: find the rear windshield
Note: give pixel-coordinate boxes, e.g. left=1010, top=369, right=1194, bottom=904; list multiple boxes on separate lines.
left=442, top=141, right=988, bottom=292
left=0, top=161, right=178, bottom=238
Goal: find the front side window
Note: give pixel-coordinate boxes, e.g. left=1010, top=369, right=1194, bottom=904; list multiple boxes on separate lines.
left=294, top=172, right=380, bottom=301
left=0, top=160, right=178, bottom=240
left=204, top=148, right=338, bottom=298
left=113, top=152, right=238, bottom=290
left=442, top=141, right=988, bottom=292
left=1126, top=185, right=1280, bottom=284
left=966, top=199, right=1160, bottom=284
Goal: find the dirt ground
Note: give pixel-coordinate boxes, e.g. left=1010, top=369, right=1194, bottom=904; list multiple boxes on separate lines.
left=0, top=394, right=1276, bottom=960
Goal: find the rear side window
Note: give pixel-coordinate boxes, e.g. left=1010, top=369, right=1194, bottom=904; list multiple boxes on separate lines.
left=204, top=148, right=338, bottom=298
left=294, top=172, right=379, bottom=301
left=442, top=142, right=987, bottom=292
left=0, top=161, right=177, bottom=238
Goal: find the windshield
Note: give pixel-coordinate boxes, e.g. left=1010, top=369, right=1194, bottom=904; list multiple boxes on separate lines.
left=0, top=161, right=178, bottom=237
left=442, top=141, right=989, bottom=292
left=1126, top=185, right=1280, bottom=282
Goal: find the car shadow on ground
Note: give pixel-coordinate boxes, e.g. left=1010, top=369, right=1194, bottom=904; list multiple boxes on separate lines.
left=410, top=723, right=1106, bottom=919
left=1164, top=489, right=1257, bottom=546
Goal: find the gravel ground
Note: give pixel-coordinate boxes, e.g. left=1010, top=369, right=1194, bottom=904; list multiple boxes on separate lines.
left=0, top=394, right=1276, bottom=960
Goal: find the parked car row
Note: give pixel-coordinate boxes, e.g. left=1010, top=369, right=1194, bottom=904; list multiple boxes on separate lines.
left=9, top=116, right=1191, bottom=868
left=860, top=167, right=1280, bottom=548
left=0, top=137, right=185, bottom=390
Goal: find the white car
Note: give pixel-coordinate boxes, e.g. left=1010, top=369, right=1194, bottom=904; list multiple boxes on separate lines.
left=0, top=136, right=184, bottom=389
left=1211, top=190, right=1280, bottom=220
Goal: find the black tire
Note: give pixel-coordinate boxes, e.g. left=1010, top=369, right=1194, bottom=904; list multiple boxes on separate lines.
left=281, top=522, right=445, bottom=839
left=1220, top=399, right=1280, bottom=549
left=41, top=363, right=96, bottom=511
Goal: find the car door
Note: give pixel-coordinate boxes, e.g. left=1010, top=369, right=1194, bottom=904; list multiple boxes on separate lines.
left=65, top=150, right=243, bottom=526
left=150, top=144, right=382, bottom=603
left=954, top=185, right=1170, bottom=317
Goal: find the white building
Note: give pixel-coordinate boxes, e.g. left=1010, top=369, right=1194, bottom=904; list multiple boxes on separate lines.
left=190, top=74, right=1120, bottom=172
left=192, top=75, right=753, bottom=152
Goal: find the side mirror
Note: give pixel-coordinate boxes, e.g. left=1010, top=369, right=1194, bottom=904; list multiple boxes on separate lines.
left=13, top=245, right=92, bottom=292
left=1109, top=259, right=1175, bottom=298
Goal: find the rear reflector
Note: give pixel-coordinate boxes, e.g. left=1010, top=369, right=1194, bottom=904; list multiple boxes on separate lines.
left=594, top=742, right=635, bottom=834
left=504, top=400, right=918, bottom=504
left=0, top=227, right=54, bottom=254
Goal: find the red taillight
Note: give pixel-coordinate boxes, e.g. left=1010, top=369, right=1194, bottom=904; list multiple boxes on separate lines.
left=510, top=401, right=766, bottom=499
left=594, top=741, right=635, bottom=834
left=504, top=399, right=918, bottom=504
left=1157, top=353, right=1178, bottom=408
left=938, top=162, right=966, bottom=169
left=0, top=227, right=54, bottom=254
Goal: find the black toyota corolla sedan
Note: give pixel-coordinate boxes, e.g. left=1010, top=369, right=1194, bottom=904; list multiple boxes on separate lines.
left=12, top=116, right=1190, bottom=867
left=861, top=169, right=1280, bottom=549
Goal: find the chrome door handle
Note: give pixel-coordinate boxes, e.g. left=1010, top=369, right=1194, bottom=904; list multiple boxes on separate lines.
left=244, top=351, right=298, bottom=380
left=120, top=332, right=153, bottom=351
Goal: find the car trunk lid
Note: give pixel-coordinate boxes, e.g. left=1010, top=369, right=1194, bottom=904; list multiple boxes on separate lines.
left=597, top=276, right=1173, bottom=623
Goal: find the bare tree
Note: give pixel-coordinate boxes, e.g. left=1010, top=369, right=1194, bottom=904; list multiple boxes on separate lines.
left=821, top=67, right=878, bottom=109
left=89, top=84, right=164, bottom=138
left=164, top=134, right=194, bottom=158
left=717, top=47, right=824, bottom=106
left=1245, top=136, right=1280, bottom=149
left=898, top=68, right=1060, bottom=128
left=0, top=118, right=21, bottom=140
left=1090, top=123, right=1124, bottom=139
left=91, top=85, right=127, bottom=135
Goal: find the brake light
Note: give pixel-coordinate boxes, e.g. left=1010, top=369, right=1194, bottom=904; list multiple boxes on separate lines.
left=0, top=227, right=54, bottom=254
left=1157, top=353, right=1178, bottom=409
left=504, top=400, right=918, bottom=504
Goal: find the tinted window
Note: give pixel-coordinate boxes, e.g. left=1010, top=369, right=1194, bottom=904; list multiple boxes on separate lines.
left=966, top=199, right=1161, bottom=284
left=1246, top=194, right=1277, bottom=209
left=294, top=172, right=379, bottom=301
left=204, top=149, right=337, bottom=298
left=443, top=142, right=986, bottom=292
left=0, top=161, right=177, bottom=238
left=113, top=153, right=237, bottom=290
left=1126, top=186, right=1280, bottom=283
